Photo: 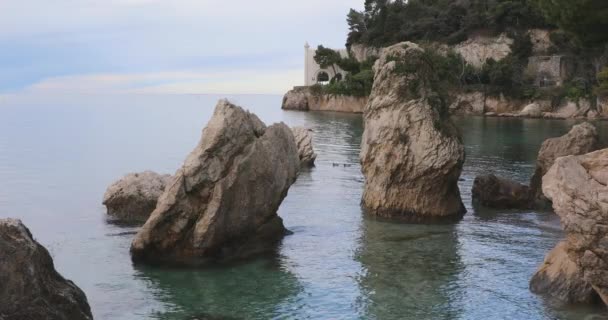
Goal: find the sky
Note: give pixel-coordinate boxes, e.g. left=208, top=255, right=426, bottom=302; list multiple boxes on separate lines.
left=0, top=0, right=363, bottom=96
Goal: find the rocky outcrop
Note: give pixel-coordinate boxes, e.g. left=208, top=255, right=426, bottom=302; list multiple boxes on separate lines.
left=131, top=100, right=300, bottom=266
left=529, top=29, right=553, bottom=55
left=471, top=174, right=532, bottom=209
left=291, top=126, right=316, bottom=167
left=530, top=241, right=598, bottom=304
left=282, top=88, right=310, bottom=111
left=282, top=88, right=367, bottom=113
left=0, top=219, right=93, bottom=320
left=103, top=171, right=172, bottom=223
left=360, top=42, right=466, bottom=222
left=519, top=103, right=543, bottom=118
left=529, top=122, right=600, bottom=203
left=454, top=33, right=513, bottom=68
left=541, top=148, right=608, bottom=306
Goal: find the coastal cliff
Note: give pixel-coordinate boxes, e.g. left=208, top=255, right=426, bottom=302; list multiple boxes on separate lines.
left=282, top=87, right=367, bottom=113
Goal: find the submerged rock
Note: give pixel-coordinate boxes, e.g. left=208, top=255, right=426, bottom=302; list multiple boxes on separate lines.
left=130, top=100, right=300, bottom=266
left=471, top=174, right=532, bottom=209
left=103, top=171, right=172, bottom=223
left=530, top=241, right=598, bottom=303
left=291, top=126, right=317, bottom=167
left=529, top=122, right=599, bottom=204
left=542, top=148, right=608, bottom=306
left=360, top=42, right=466, bottom=222
left=0, top=218, right=93, bottom=320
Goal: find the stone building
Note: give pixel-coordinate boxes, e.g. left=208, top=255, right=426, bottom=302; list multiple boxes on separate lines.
left=304, top=42, right=349, bottom=86
left=527, top=55, right=573, bottom=87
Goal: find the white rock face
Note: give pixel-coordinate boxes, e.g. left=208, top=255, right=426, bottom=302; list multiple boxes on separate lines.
left=282, top=88, right=310, bottom=111
left=454, top=33, right=513, bottom=68
left=103, top=171, right=172, bottom=223
left=291, top=126, right=317, bottom=167
left=360, top=42, right=466, bottom=222
left=530, top=122, right=599, bottom=202
left=519, top=103, right=542, bottom=118
left=282, top=88, right=367, bottom=113
left=131, top=100, right=300, bottom=265
left=542, top=148, right=608, bottom=306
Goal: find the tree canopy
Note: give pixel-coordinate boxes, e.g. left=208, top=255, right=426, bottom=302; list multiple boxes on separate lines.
left=534, top=0, right=608, bottom=46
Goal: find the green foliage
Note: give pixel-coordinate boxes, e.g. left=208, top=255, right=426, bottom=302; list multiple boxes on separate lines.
left=346, top=0, right=549, bottom=48
left=594, top=67, right=608, bottom=96
left=534, top=0, right=608, bottom=46
left=314, top=45, right=342, bottom=78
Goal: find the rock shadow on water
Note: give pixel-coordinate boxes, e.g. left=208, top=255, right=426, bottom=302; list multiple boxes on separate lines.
left=133, top=253, right=302, bottom=320
left=354, top=217, right=465, bottom=320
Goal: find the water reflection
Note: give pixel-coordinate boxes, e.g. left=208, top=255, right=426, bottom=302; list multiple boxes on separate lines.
left=134, top=256, right=302, bottom=320
left=356, top=218, right=464, bottom=319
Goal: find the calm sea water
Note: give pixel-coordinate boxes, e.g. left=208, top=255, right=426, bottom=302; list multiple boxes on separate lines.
left=1, top=94, right=607, bottom=320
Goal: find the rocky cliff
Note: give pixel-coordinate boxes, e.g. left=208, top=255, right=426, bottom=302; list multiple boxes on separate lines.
left=282, top=88, right=367, bottom=113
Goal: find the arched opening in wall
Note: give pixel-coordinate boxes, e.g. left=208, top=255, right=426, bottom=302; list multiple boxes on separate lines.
left=316, top=71, right=330, bottom=85
left=334, top=73, right=343, bottom=82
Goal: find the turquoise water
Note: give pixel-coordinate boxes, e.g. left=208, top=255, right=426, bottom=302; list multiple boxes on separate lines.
left=0, top=94, right=607, bottom=319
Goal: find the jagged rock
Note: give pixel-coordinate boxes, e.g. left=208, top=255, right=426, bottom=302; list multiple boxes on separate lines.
left=291, top=126, right=316, bottom=167
left=103, top=171, right=172, bottom=223
left=530, top=241, right=598, bottom=303
left=530, top=122, right=600, bottom=203
left=130, top=100, right=300, bottom=266
left=0, top=219, right=93, bottom=320
left=542, top=148, right=608, bottom=306
left=449, top=91, right=485, bottom=115
left=360, top=42, right=466, bottom=222
left=471, top=174, right=531, bottom=209
left=282, top=88, right=309, bottom=111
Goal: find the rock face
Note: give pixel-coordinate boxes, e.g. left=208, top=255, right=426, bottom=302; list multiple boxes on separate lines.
left=542, top=148, right=608, bottom=306
left=519, top=103, right=542, bottom=118
left=530, top=241, right=598, bottom=304
left=103, top=171, right=172, bottom=223
left=471, top=174, right=531, bottom=209
left=282, top=87, right=367, bottom=113
left=0, top=219, right=93, bottom=320
left=360, top=42, right=466, bottom=222
left=291, top=126, right=317, bottom=167
left=131, top=100, right=300, bottom=265
left=349, top=44, right=382, bottom=62
left=530, top=122, right=600, bottom=203
left=454, top=33, right=513, bottom=68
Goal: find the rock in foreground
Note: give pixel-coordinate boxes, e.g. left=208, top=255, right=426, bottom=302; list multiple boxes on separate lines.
left=530, top=122, right=599, bottom=204
left=103, top=171, right=172, bottom=223
left=291, top=126, right=317, bottom=167
left=131, top=100, right=300, bottom=266
left=0, top=219, right=93, bottom=320
left=542, top=148, right=608, bottom=306
left=360, top=42, right=466, bottom=222
left=530, top=241, right=598, bottom=304
left=471, top=174, right=532, bottom=209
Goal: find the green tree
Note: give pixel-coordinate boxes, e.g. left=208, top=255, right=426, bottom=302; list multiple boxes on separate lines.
left=314, top=45, right=342, bottom=79
left=595, top=67, right=608, bottom=96
left=534, top=0, right=608, bottom=46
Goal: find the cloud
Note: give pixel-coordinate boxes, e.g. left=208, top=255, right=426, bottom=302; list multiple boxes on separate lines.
left=0, top=0, right=363, bottom=94
left=15, top=68, right=301, bottom=95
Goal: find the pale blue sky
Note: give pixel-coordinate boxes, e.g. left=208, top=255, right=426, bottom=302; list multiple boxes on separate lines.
left=0, top=0, right=362, bottom=95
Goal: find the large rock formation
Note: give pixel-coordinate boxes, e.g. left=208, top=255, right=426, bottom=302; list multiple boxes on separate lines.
left=542, top=148, right=608, bottom=306
left=471, top=174, right=532, bottom=209
left=529, top=122, right=600, bottom=203
left=530, top=241, right=598, bottom=303
left=131, top=100, right=300, bottom=266
left=0, top=219, right=93, bottom=320
left=454, top=33, right=513, bottom=68
left=360, top=42, right=466, bottom=222
left=291, top=126, right=317, bottom=167
left=282, top=88, right=310, bottom=111
left=103, top=171, right=172, bottom=223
